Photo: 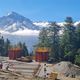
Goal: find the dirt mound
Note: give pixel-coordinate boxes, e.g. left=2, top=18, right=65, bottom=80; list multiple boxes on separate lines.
left=53, top=61, right=80, bottom=78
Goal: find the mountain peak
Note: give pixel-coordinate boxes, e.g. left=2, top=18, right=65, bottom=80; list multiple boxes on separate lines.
left=6, top=11, right=30, bottom=22
left=7, top=11, right=19, bottom=16
left=10, top=11, right=17, bottom=14
left=0, top=11, right=39, bottom=32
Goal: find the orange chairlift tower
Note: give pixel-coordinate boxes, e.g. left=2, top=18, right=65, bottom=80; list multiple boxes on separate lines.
left=35, top=47, right=50, bottom=62
left=8, top=48, right=22, bottom=60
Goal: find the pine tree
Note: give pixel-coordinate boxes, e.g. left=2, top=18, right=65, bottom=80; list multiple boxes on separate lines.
left=74, top=23, right=80, bottom=65
left=38, top=27, right=50, bottom=47
left=76, top=23, right=80, bottom=49
left=48, top=22, right=60, bottom=60
left=22, top=43, right=29, bottom=56
left=5, top=38, right=11, bottom=56
left=17, top=42, right=29, bottom=56
left=0, top=35, right=5, bottom=56
left=17, top=42, right=23, bottom=48
left=38, top=22, right=61, bottom=61
left=60, top=17, right=77, bottom=63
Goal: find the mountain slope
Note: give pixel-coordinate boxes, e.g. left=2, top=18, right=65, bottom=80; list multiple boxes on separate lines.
left=0, top=12, right=80, bottom=35
left=0, top=12, right=39, bottom=32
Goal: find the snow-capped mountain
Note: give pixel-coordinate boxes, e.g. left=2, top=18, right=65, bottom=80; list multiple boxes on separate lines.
left=0, top=12, right=40, bottom=35
left=0, top=12, right=80, bottom=36
left=0, top=12, right=80, bottom=52
left=0, top=12, right=40, bottom=52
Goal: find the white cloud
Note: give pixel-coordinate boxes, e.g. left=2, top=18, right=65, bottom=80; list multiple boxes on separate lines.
left=0, top=29, right=39, bottom=36
left=33, top=22, right=49, bottom=27
left=0, top=30, right=10, bottom=34
left=74, top=21, right=80, bottom=26
left=11, top=29, right=39, bottom=36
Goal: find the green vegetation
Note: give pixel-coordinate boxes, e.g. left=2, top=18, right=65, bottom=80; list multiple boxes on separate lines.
left=0, top=36, right=29, bottom=57
left=38, top=17, right=80, bottom=65
left=75, top=55, right=80, bottom=65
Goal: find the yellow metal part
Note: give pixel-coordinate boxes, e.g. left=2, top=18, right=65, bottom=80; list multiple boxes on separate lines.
left=49, top=72, right=58, bottom=80
left=36, top=47, right=49, bottom=53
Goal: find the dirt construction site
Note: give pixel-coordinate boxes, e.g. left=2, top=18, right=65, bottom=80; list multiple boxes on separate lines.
left=0, top=59, right=80, bottom=80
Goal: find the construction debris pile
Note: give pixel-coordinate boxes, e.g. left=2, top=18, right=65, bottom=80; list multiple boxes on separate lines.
left=0, top=58, right=80, bottom=80
left=53, top=61, right=80, bottom=78
left=0, top=69, right=29, bottom=80
left=8, top=61, right=40, bottom=77
left=0, top=60, right=41, bottom=80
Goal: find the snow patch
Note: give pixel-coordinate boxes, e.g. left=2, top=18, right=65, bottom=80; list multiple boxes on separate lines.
left=33, top=22, right=49, bottom=27
left=74, top=21, right=80, bottom=26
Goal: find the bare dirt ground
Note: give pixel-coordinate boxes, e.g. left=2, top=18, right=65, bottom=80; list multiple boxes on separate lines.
left=0, top=69, right=80, bottom=80
left=0, top=61, right=80, bottom=80
left=57, top=75, right=80, bottom=80
left=59, top=77, right=80, bottom=80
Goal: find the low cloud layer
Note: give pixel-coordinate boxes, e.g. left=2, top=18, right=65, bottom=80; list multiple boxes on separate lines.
left=0, top=29, right=39, bottom=36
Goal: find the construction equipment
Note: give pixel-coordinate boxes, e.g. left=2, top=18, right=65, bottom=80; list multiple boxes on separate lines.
left=49, top=72, right=58, bottom=80
left=16, top=56, right=32, bottom=62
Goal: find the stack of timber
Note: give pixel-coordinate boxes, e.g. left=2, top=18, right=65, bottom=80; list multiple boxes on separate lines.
left=8, top=61, right=41, bottom=78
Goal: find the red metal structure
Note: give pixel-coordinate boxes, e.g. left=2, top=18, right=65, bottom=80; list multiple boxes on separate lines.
left=35, top=47, right=49, bottom=62
left=8, top=48, right=22, bottom=60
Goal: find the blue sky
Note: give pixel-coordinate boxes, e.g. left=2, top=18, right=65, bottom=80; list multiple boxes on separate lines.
left=0, top=0, right=80, bottom=22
